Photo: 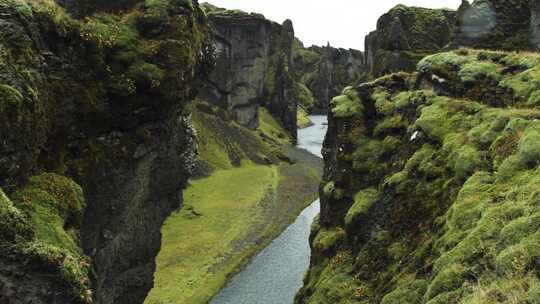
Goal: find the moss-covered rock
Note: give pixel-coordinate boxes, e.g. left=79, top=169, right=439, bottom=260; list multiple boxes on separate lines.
left=298, top=49, right=540, bottom=304
left=365, top=4, right=456, bottom=77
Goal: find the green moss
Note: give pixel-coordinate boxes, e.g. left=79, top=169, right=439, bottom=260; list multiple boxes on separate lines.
left=80, top=14, right=138, bottom=49
left=0, top=188, right=33, bottom=243
left=381, top=280, right=428, bottom=304
left=345, top=188, right=378, bottom=227
left=500, top=68, right=540, bottom=105
left=458, top=61, right=501, bottom=83
left=12, top=174, right=85, bottom=254
left=331, top=86, right=362, bottom=118
left=0, top=84, right=25, bottom=116
left=374, top=115, right=407, bottom=137
left=18, top=241, right=91, bottom=303
left=313, top=227, right=346, bottom=254
left=517, top=123, right=540, bottom=168
left=127, top=61, right=165, bottom=89
left=297, top=107, right=313, bottom=129
left=418, top=52, right=471, bottom=74
left=373, top=88, right=393, bottom=115
left=295, top=82, right=315, bottom=111
left=426, top=264, right=468, bottom=301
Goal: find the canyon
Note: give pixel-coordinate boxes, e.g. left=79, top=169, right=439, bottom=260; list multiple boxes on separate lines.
left=1, top=0, right=540, bottom=304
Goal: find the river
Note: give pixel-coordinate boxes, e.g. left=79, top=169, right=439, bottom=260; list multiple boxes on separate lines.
left=210, top=115, right=327, bottom=304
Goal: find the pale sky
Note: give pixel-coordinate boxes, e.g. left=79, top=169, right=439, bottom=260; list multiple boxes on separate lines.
left=206, top=1, right=462, bottom=50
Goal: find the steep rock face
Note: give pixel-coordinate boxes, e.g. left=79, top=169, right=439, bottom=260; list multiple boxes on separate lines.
left=200, top=5, right=298, bottom=141
left=365, top=5, right=456, bottom=77
left=0, top=0, right=211, bottom=303
left=297, top=49, right=540, bottom=303
left=452, top=0, right=532, bottom=50
left=295, top=43, right=367, bottom=112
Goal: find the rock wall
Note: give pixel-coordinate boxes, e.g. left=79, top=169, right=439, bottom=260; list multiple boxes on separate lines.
left=296, top=47, right=540, bottom=304
left=451, top=0, right=532, bottom=50
left=0, top=0, right=211, bottom=303
left=295, top=43, right=366, bottom=112
left=365, top=4, right=456, bottom=77
left=200, top=5, right=298, bottom=141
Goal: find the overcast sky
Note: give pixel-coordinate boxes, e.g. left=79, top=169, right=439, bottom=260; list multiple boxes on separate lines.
left=205, top=1, right=462, bottom=50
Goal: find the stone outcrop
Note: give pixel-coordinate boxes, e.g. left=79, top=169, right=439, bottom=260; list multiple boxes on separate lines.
left=297, top=47, right=540, bottom=303
left=364, top=4, right=456, bottom=77
left=0, top=0, right=211, bottom=303
left=200, top=4, right=298, bottom=141
left=295, top=42, right=366, bottom=112
left=451, top=0, right=532, bottom=50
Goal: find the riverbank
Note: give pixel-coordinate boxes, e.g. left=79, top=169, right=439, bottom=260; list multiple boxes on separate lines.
left=145, top=107, right=322, bottom=304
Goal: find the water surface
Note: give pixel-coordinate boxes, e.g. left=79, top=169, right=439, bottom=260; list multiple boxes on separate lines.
left=210, top=115, right=327, bottom=304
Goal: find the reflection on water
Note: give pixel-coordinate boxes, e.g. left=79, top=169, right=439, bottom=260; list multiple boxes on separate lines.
left=210, top=116, right=327, bottom=304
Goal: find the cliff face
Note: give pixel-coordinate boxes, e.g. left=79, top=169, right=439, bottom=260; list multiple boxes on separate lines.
left=295, top=43, right=367, bottom=112
left=200, top=5, right=298, bottom=140
left=297, top=48, right=540, bottom=303
left=452, top=0, right=532, bottom=50
left=0, top=0, right=211, bottom=303
left=365, top=5, right=456, bottom=77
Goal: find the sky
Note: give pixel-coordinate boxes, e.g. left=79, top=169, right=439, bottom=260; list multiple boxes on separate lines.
left=205, top=0, right=463, bottom=50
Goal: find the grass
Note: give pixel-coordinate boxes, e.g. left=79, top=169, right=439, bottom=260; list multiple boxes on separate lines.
left=298, top=107, right=313, bottom=129
left=146, top=165, right=277, bottom=304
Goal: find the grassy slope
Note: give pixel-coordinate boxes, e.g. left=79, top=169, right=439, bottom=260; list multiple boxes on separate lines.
left=146, top=165, right=278, bottom=304
left=146, top=105, right=322, bottom=304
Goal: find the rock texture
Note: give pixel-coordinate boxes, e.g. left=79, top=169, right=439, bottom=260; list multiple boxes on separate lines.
left=365, top=5, right=456, bottom=77
left=295, top=42, right=366, bottom=112
left=0, top=0, right=211, bottom=303
left=200, top=4, right=298, bottom=141
left=451, top=0, right=532, bottom=50
left=297, top=48, right=540, bottom=303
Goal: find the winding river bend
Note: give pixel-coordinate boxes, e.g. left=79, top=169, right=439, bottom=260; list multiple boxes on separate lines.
left=210, top=115, right=327, bottom=304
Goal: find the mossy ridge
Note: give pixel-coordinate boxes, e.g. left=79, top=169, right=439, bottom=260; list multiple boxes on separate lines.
left=417, top=49, right=540, bottom=107
left=0, top=174, right=91, bottom=303
left=299, top=49, right=540, bottom=303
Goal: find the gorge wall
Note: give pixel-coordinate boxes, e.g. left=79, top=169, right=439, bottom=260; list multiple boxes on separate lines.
left=0, top=0, right=212, bottom=303
left=364, top=5, right=456, bottom=77
left=298, top=0, right=540, bottom=303
left=199, top=4, right=298, bottom=140
left=295, top=42, right=367, bottom=112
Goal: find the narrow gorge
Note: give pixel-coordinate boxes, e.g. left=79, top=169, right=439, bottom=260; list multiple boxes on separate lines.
left=1, top=0, right=540, bottom=304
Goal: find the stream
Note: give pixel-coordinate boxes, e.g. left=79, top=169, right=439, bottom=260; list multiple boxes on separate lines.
left=210, top=115, right=327, bottom=304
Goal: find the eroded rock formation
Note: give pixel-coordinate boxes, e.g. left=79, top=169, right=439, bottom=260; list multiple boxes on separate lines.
left=200, top=4, right=298, bottom=140
left=0, top=0, right=211, bottom=303
left=297, top=44, right=540, bottom=304
left=364, top=5, right=456, bottom=77
left=295, top=43, right=366, bottom=112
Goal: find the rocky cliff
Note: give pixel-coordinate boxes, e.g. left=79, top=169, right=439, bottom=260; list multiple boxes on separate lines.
left=365, top=5, right=456, bottom=77
left=452, top=0, right=532, bottom=50
left=199, top=4, right=298, bottom=141
left=294, top=42, right=367, bottom=112
left=0, top=0, right=212, bottom=303
left=296, top=47, right=540, bottom=303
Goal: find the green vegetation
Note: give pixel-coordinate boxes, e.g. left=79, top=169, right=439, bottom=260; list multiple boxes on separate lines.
left=331, top=86, right=362, bottom=118
left=298, top=49, right=540, bottom=304
left=298, top=107, right=313, bottom=129
left=0, top=175, right=91, bottom=303
left=146, top=165, right=278, bottom=304
left=344, top=188, right=378, bottom=227
left=149, top=100, right=321, bottom=303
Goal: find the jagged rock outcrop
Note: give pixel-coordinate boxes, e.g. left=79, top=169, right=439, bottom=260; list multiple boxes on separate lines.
left=297, top=49, right=540, bottom=304
left=0, top=0, right=211, bottom=303
left=295, top=42, right=366, bottom=112
left=199, top=4, right=298, bottom=141
left=451, top=0, right=532, bottom=50
left=365, top=5, right=456, bottom=77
